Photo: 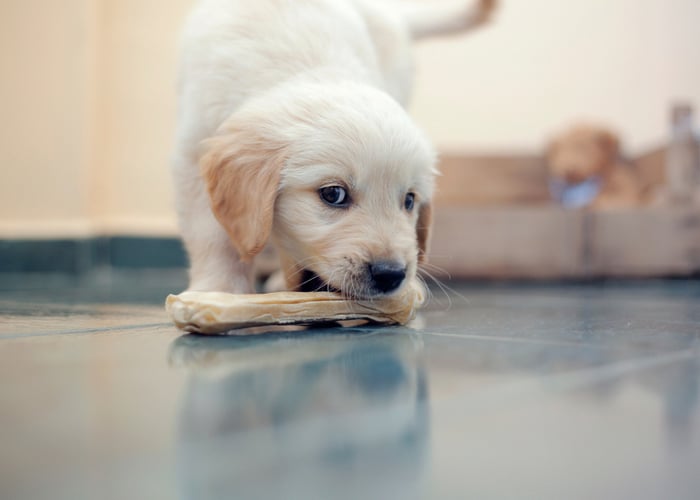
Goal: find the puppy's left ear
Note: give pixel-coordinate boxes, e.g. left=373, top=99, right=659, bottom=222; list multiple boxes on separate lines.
left=200, top=117, right=286, bottom=262
left=416, top=202, right=433, bottom=264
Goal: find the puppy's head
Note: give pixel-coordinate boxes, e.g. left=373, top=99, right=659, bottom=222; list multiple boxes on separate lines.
left=201, top=82, right=436, bottom=298
left=547, top=125, right=620, bottom=183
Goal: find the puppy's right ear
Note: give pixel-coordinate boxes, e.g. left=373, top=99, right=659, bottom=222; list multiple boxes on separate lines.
left=416, top=202, right=433, bottom=264
left=200, top=117, right=286, bottom=262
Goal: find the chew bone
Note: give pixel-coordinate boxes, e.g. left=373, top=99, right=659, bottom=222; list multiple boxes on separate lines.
left=166, top=282, right=425, bottom=334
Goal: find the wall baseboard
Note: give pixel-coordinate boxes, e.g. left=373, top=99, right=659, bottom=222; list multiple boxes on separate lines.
left=0, top=237, right=187, bottom=274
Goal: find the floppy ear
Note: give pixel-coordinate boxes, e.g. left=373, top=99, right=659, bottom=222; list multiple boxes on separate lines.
left=416, top=202, right=433, bottom=264
left=597, top=130, right=621, bottom=161
left=546, top=138, right=560, bottom=161
left=200, top=118, right=286, bottom=262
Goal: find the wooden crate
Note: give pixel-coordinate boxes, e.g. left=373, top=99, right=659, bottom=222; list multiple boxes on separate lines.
left=428, top=148, right=700, bottom=279
left=435, top=153, right=550, bottom=206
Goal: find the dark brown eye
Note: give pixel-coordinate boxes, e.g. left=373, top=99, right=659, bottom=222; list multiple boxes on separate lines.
left=319, top=186, right=349, bottom=207
left=404, top=192, right=415, bottom=211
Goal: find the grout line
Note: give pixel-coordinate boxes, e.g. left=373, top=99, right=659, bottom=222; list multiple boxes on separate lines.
left=539, top=349, right=698, bottom=391
left=421, top=330, right=592, bottom=348
left=0, top=322, right=172, bottom=340
left=432, top=349, right=699, bottom=415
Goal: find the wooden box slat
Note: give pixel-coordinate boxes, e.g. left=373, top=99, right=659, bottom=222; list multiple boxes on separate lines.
left=435, top=153, right=550, bottom=207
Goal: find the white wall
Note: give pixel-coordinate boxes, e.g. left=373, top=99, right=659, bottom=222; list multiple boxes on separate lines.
left=0, top=0, right=96, bottom=237
left=93, top=0, right=191, bottom=235
left=411, top=0, right=700, bottom=153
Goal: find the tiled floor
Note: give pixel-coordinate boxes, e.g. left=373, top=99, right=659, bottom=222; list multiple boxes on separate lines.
left=1, top=272, right=699, bottom=500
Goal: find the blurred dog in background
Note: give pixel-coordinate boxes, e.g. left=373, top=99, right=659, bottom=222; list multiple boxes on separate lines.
left=547, top=124, right=645, bottom=209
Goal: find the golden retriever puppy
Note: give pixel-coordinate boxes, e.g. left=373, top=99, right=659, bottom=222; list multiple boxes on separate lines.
left=547, top=124, right=644, bottom=209
left=172, top=0, right=496, bottom=296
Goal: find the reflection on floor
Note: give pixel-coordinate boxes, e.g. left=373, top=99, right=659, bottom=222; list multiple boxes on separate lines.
left=1, top=271, right=699, bottom=500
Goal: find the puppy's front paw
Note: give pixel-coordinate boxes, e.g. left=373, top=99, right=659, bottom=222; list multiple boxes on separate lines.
left=263, top=270, right=287, bottom=293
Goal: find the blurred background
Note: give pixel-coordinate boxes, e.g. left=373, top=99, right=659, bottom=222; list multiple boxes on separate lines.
left=1, top=0, right=699, bottom=279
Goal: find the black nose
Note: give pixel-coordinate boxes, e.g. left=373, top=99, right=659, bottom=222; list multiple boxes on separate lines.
left=369, top=261, right=406, bottom=294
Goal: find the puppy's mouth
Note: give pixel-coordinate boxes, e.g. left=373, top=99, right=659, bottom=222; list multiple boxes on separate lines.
left=298, top=269, right=342, bottom=294
left=297, top=268, right=408, bottom=300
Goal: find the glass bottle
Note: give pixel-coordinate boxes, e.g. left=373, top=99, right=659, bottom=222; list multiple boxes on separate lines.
left=666, top=103, right=700, bottom=204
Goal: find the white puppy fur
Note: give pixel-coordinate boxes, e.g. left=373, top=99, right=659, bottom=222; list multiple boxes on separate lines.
left=173, top=0, right=496, bottom=297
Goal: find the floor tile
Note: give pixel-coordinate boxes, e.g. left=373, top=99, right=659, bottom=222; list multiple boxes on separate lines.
left=0, top=274, right=699, bottom=499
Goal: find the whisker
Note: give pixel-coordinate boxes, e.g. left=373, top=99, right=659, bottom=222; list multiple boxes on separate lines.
left=415, top=273, right=433, bottom=304
left=341, top=270, right=351, bottom=301
left=325, top=268, right=340, bottom=293
left=419, top=268, right=451, bottom=309
left=282, top=257, right=326, bottom=284
left=419, top=261, right=453, bottom=280
left=418, top=265, right=470, bottom=309
left=284, top=256, right=321, bottom=276
left=296, top=272, right=323, bottom=291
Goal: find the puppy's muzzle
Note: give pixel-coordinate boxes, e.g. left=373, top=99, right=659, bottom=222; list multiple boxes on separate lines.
left=369, top=261, right=407, bottom=295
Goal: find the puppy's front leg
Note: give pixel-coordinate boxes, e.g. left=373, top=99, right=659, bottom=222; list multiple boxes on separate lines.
left=173, top=149, right=255, bottom=294
left=184, top=217, right=255, bottom=294
left=180, top=182, right=264, bottom=292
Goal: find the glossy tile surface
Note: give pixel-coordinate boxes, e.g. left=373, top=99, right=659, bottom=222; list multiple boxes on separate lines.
left=1, top=273, right=699, bottom=500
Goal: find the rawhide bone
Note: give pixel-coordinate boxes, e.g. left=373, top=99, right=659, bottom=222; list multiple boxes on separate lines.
left=166, top=282, right=425, bottom=334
